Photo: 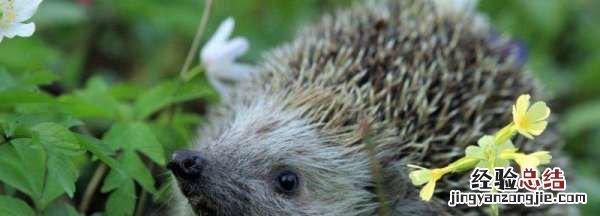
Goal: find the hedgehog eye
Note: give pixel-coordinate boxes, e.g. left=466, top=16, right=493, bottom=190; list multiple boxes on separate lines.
left=275, top=170, right=299, bottom=194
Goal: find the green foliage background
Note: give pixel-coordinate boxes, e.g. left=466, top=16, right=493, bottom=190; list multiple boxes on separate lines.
left=0, top=0, right=598, bottom=215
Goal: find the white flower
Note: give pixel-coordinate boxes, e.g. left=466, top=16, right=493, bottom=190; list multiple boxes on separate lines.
left=0, top=0, right=42, bottom=42
left=200, top=17, right=256, bottom=98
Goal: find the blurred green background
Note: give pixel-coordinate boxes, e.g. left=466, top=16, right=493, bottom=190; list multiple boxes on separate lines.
left=0, top=0, right=598, bottom=215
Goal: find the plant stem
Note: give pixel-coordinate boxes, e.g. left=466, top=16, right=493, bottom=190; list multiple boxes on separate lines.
left=179, top=0, right=214, bottom=78
left=135, top=190, right=148, bottom=216
left=168, top=0, right=213, bottom=125
left=135, top=163, right=154, bottom=216
left=79, top=163, right=108, bottom=213
left=488, top=149, right=499, bottom=216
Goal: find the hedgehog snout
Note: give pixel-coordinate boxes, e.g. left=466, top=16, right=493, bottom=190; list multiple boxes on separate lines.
left=168, top=150, right=207, bottom=180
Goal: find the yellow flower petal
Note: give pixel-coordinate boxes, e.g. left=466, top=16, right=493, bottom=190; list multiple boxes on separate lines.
left=512, top=105, right=519, bottom=125
left=527, top=121, right=547, bottom=136
left=526, top=101, right=551, bottom=122
left=409, top=169, right=431, bottom=186
left=531, top=151, right=552, bottom=164
left=515, top=94, right=530, bottom=116
left=419, top=180, right=436, bottom=201
left=499, top=149, right=519, bottom=160
left=430, top=168, right=446, bottom=181
left=512, top=94, right=551, bottom=139
left=517, top=128, right=534, bottom=139
left=515, top=154, right=540, bottom=170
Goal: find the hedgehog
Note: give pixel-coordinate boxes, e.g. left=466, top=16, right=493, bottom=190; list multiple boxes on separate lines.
left=167, top=0, right=575, bottom=215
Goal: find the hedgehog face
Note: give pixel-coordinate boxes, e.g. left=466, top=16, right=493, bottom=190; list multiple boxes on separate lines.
left=169, top=97, right=376, bottom=216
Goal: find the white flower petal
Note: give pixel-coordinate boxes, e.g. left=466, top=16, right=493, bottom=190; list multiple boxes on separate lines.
left=208, top=76, right=229, bottom=99
left=220, top=37, right=249, bottom=60
left=226, top=63, right=257, bottom=80
left=14, top=0, right=42, bottom=22
left=201, top=47, right=228, bottom=65
left=199, top=17, right=257, bottom=100
left=201, top=19, right=236, bottom=65
left=2, top=22, right=35, bottom=38
left=206, top=17, right=234, bottom=46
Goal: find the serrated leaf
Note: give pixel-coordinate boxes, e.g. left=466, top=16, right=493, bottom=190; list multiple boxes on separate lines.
left=58, top=77, right=126, bottom=121
left=47, top=154, right=78, bottom=197
left=13, top=139, right=46, bottom=200
left=121, top=151, right=157, bottom=193
left=0, top=90, right=55, bottom=105
left=0, top=37, right=60, bottom=71
left=40, top=175, right=70, bottom=210
left=0, top=139, right=46, bottom=203
left=105, top=180, right=136, bottom=216
left=133, top=79, right=217, bottom=120
left=21, top=72, right=59, bottom=86
left=0, top=196, right=36, bottom=216
left=103, top=122, right=165, bottom=165
left=1, top=112, right=82, bottom=138
left=43, top=202, right=82, bottom=216
left=101, top=168, right=129, bottom=193
left=32, top=1, right=87, bottom=27
left=0, top=70, right=17, bottom=90
left=151, top=123, right=192, bottom=154
left=32, top=122, right=80, bottom=152
left=0, top=71, right=57, bottom=91
left=0, top=142, right=40, bottom=198
left=76, top=134, right=120, bottom=170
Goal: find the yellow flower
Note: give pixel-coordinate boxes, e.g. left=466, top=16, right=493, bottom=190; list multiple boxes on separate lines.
left=409, top=167, right=448, bottom=201
left=512, top=94, right=551, bottom=139
left=500, top=150, right=552, bottom=170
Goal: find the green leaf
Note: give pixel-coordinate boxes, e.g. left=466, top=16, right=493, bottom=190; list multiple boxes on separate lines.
left=0, top=139, right=46, bottom=202
left=1, top=112, right=82, bottom=139
left=43, top=202, right=82, bottom=216
left=0, top=38, right=60, bottom=72
left=0, top=70, right=17, bottom=90
left=104, top=180, right=136, bottom=216
left=59, top=77, right=126, bottom=121
left=47, top=154, right=79, bottom=197
left=76, top=134, right=120, bottom=170
left=133, top=79, right=217, bottom=120
left=31, top=122, right=80, bottom=152
left=122, top=151, right=157, bottom=193
left=100, top=151, right=157, bottom=194
left=0, top=196, right=36, bottom=216
left=0, top=90, right=55, bottom=105
left=32, top=1, right=87, bottom=27
left=40, top=173, right=70, bottom=210
left=101, top=168, right=129, bottom=193
left=103, top=122, right=165, bottom=165
left=102, top=122, right=163, bottom=194
left=0, top=144, right=35, bottom=197
left=20, top=71, right=59, bottom=86
left=180, top=65, right=204, bottom=81
left=0, top=71, right=57, bottom=91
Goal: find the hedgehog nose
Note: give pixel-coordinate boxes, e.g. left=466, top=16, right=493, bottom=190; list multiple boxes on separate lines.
left=167, top=150, right=206, bottom=180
